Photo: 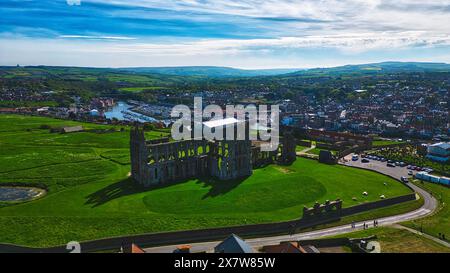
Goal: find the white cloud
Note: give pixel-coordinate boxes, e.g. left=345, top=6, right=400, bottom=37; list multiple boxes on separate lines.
left=3, top=0, right=450, bottom=67
left=72, top=31, right=450, bottom=55
left=83, top=0, right=450, bottom=45
left=59, top=35, right=137, bottom=40
left=67, top=0, right=81, bottom=6
left=88, top=0, right=450, bottom=29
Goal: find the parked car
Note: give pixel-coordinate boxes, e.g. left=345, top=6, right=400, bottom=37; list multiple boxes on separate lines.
left=387, top=163, right=396, bottom=167
left=352, top=155, right=359, bottom=161
left=408, top=170, right=413, bottom=176
left=401, top=176, right=409, bottom=183
left=407, top=165, right=412, bottom=169
left=361, top=158, right=370, bottom=163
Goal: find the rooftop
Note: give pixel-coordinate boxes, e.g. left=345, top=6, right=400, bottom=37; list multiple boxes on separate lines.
left=214, top=234, right=253, bottom=253
left=430, top=142, right=450, bottom=150
left=203, top=117, right=241, bottom=129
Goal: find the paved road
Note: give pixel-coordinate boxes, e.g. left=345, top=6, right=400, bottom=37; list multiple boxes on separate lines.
left=296, top=143, right=316, bottom=156
left=340, top=154, right=437, bottom=217
left=144, top=154, right=438, bottom=253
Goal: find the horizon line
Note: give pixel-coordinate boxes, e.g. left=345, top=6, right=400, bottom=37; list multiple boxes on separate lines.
left=2, top=60, right=450, bottom=71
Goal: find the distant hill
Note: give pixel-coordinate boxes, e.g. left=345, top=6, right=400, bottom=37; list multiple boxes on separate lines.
left=118, top=66, right=302, bottom=77
left=287, top=62, right=450, bottom=77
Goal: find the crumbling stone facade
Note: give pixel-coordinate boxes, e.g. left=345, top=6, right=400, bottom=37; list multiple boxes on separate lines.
left=130, top=126, right=296, bottom=187
left=302, top=199, right=343, bottom=219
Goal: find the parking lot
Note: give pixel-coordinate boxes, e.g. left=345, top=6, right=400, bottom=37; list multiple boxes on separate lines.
left=340, top=153, right=417, bottom=181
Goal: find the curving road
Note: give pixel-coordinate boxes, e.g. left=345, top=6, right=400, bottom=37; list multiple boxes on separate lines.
left=144, top=154, right=438, bottom=253
left=340, top=154, right=437, bottom=216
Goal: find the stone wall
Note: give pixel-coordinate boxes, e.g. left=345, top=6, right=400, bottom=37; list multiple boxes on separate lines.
left=297, top=140, right=311, bottom=148
left=131, top=126, right=297, bottom=187
left=340, top=193, right=416, bottom=216
left=0, top=193, right=417, bottom=253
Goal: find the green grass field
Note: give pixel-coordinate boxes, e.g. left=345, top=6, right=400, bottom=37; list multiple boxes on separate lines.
left=0, top=114, right=413, bottom=247
left=305, top=148, right=338, bottom=156
left=329, top=227, right=450, bottom=253
left=295, top=145, right=310, bottom=152
left=372, top=139, right=405, bottom=147
left=119, top=86, right=168, bottom=92
left=405, top=180, right=450, bottom=240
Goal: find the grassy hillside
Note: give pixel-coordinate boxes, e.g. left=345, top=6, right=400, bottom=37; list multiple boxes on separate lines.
left=330, top=227, right=449, bottom=253
left=405, top=180, right=450, bottom=239
left=119, top=66, right=301, bottom=77
left=287, top=62, right=450, bottom=77
left=0, top=114, right=413, bottom=247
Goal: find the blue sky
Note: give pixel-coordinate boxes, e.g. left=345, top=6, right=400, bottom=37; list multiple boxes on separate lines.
left=1, top=0, right=450, bottom=68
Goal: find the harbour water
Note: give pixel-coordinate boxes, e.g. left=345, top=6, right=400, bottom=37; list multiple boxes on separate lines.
left=104, top=101, right=157, bottom=123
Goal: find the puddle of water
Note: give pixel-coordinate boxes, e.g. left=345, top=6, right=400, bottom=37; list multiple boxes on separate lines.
left=0, top=186, right=45, bottom=202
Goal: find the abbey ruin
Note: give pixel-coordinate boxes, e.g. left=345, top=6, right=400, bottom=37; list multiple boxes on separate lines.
left=130, top=125, right=296, bottom=187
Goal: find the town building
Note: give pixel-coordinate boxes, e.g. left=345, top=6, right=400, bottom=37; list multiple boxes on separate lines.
left=214, top=234, right=254, bottom=253
left=426, top=142, right=450, bottom=162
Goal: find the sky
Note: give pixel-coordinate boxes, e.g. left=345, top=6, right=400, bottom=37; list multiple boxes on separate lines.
left=1, top=0, right=450, bottom=69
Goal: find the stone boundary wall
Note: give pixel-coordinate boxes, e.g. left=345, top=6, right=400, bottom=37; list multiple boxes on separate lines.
left=340, top=193, right=416, bottom=216
left=338, top=144, right=371, bottom=159
left=297, top=140, right=312, bottom=148
left=316, top=143, right=342, bottom=151
left=0, top=193, right=416, bottom=253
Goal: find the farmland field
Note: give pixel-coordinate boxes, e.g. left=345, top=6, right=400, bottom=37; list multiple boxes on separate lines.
left=119, top=86, right=168, bottom=92
left=0, top=114, right=413, bottom=247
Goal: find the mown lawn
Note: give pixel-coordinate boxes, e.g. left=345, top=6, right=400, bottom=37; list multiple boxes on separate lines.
left=329, top=227, right=450, bottom=253
left=295, top=145, right=310, bottom=152
left=372, top=140, right=405, bottom=147
left=404, top=180, right=450, bottom=240
left=305, top=148, right=338, bottom=156
left=0, top=114, right=413, bottom=247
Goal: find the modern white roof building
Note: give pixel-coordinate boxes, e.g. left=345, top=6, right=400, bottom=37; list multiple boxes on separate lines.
left=426, top=142, right=450, bottom=162
left=202, top=117, right=240, bottom=129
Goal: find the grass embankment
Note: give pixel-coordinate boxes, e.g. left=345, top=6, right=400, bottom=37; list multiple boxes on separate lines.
left=372, top=139, right=405, bottom=147
left=329, top=227, right=450, bottom=253
left=0, top=114, right=413, bottom=247
left=404, top=180, right=450, bottom=240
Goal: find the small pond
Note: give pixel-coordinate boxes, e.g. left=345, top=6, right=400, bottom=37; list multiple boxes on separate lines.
left=0, top=186, right=46, bottom=202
